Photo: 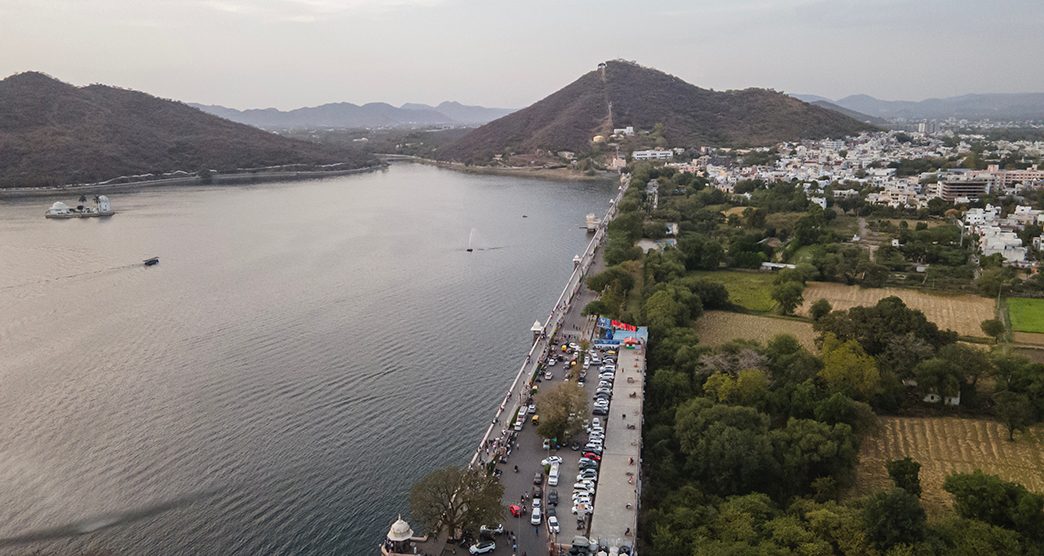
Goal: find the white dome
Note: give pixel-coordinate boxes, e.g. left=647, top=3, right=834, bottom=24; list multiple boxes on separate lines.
left=386, top=516, right=413, bottom=542
left=97, top=195, right=109, bottom=202
left=50, top=201, right=69, bottom=210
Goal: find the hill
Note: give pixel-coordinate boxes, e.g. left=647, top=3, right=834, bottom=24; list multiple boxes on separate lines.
left=438, top=61, right=875, bottom=163
left=0, top=72, right=375, bottom=188
left=193, top=100, right=514, bottom=130
left=809, top=100, right=888, bottom=125
left=803, top=93, right=1044, bottom=121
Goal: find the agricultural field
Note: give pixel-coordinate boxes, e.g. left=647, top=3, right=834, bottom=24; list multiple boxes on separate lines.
left=690, top=271, right=776, bottom=313
left=693, top=311, right=817, bottom=351
left=798, top=282, right=994, bottom=337
left=853, top=416, right=1044, bottom=514
left=1013, top=332, right=1044, bottom=346
left=1008, top=297, right=1044, bottom=333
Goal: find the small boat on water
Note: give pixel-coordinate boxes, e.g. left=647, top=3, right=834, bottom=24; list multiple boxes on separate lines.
left=143, top=257, right=160, bottom=266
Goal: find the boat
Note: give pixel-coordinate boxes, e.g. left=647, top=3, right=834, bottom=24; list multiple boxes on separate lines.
left=143, top=257, right=160, bottom=266
left=584, top=213, right=600, bottom=233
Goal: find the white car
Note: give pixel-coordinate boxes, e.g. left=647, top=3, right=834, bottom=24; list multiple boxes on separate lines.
left=544, top=372, right=553, bottom=380
left=530, top=506, right=542, bottom=525
left=548, top=358, right=557, bottom=366
left=591, top=418, right=602, bottom=428
left=541, top=455, right=563, bottom=466
left=569, top=343, right=580, bottom=351
left=469, top=540, right=496, bottom=554
left=533, top=497, right=542, bottom=511
left=572, top=503, right=592, bottom=515
left=548, top=515, right=561, bottom=534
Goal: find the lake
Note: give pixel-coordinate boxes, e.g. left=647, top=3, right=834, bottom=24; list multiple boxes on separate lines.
left=0, top=163, right=611, bottom=554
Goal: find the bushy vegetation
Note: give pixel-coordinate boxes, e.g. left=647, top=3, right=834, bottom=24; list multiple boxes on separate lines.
left=588, top=162, right=1044, bottom=554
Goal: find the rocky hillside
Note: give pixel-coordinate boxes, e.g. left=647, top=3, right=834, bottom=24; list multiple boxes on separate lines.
left=439, top=61, right=875, bottom=163
left=0, top=72, right=374, bottom=188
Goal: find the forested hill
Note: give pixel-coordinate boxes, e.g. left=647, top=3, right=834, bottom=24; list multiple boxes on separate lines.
left=0, top=72, right=375, bottom=188
left=438, top=60, right=875, bottom=163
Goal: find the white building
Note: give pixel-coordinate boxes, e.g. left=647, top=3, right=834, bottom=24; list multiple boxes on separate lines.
left=632, top=149, right=673, bottom=161
left=979, top=226, right=1027, bottom=264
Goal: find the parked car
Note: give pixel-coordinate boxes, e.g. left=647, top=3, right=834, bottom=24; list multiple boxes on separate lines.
left=544, top=372, right=553, bottom=380
left=534, top=472, right=544, bottom=485
left=548, top=489, right=559, bottom=505
left=541, top=455, right=563, bottom=466
left=592, top=407, right=609, bottom=416
left=582, top=452, right=602, bottom=461
left=479, top=524, right=504, bottom=535
left=530, top=506, right=542, bottom=525
left=542, top=438, right=551, bottom=450
left=570, top=441, right=582, bottom=451
left=548, top=515, right=561, bottom=533
left=547, top=505, right=557, bottom=517
left=469, top=540, right=496, bottom=554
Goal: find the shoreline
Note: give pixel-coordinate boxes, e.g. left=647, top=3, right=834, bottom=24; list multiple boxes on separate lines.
left=0, top=164, right=387, bottom=199
left=379, top=154, right=617, bottom=183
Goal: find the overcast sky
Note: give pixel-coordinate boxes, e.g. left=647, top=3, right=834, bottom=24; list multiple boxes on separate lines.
left=2, top=0, right=1042, bottom=110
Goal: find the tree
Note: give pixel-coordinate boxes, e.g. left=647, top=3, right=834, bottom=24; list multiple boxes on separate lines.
left=409, top=466, right=504, bottom=538
left=674, top=400, right=775, bottom=495
left=887, top=457, right=922, bottom=496
left=536, top=382, right=589, bottom=441
left=814, top=296, right=957, bottom=356
left=819, top=333, right=881, bottom=401
left=772, top=280, right=805, bottom=315
left=981, top=319, right=1005, bottom=342
left=809, top=298, right=832, bottom=321
left=976, top=267, right=1018, bottom=296
left=862, top=488, right=926, bottom=550
left=992, top=390, right=1034, bottom=441
left=944, top=470, right=1044, bottom=539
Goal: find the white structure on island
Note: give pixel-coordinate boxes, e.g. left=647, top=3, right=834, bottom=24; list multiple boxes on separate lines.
left=45, top=201, right=72, bottom=218
left=96, top=195, right=113, bottom=215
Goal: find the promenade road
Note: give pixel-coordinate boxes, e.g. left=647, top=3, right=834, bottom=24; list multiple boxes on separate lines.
left=450, top=176, right=629, bottom=556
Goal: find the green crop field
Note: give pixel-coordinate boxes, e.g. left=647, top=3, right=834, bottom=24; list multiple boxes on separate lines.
left=691, top=270, right=777, bottom=313
left=1009, top=297, right=1044, bottom=333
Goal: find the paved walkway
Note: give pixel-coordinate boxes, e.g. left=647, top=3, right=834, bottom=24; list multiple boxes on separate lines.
left=588, top=346, right=644, bottom=550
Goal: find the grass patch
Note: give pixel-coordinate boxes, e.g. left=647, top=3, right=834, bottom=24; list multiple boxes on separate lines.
left=690, top=270, right=777, bottom=313
left=694, top=311, right=816, bottom=350
left=788, top=245, right=816, bottom=265
left=1008, top=297, right=1044, bottom=333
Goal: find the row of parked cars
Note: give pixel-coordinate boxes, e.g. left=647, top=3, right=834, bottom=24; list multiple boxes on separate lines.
left=580, top=356, right=616, bottom=417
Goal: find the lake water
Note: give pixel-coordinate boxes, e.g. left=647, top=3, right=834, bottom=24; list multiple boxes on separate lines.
left=0, top=163, right=611, bottom=554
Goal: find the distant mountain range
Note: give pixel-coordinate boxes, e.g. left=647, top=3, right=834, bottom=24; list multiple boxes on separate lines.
left=792, top=93, right=1044, bottom=121
left=190, top=100, right=515, bottom=130
left=0, top=72, right=373, bottom=188
left=439, top=60, right=875, bottom=163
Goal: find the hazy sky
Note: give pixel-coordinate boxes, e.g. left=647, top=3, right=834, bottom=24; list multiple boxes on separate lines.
left=2, top=0, right=1042, bottom=110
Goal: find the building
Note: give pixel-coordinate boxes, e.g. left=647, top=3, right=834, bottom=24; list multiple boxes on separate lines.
left=987, top=164, right=1044, bottom=187
left=940, top=178, right=989, bottom=202
left=979, top=226, right=1027, bottom=264
left=632, top=149, right=673, bottom=161
left=379, top=516, right=429, bottom=555
left=613, top=126, right=635, bottom=136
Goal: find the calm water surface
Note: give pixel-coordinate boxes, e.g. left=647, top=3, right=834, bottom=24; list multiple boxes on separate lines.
left=0, top=163, right=611, bottom=554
